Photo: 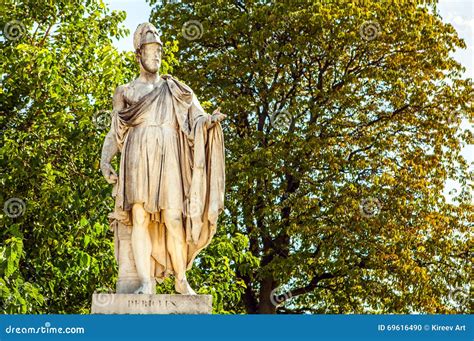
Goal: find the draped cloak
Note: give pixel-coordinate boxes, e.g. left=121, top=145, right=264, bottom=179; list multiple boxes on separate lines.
left=108, top=75, right=225, bottom=280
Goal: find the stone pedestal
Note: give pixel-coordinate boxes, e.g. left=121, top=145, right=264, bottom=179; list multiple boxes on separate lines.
left=91, top=294, right=212, bottom=314
left=92, top=223, right=212, bottom=315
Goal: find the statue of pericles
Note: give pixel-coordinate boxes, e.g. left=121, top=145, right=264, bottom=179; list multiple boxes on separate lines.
left=100, top=22, right=226, bottom=295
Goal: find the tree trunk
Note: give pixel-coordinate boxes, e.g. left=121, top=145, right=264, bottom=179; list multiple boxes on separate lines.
left=257, top=278, right=277, bottom=314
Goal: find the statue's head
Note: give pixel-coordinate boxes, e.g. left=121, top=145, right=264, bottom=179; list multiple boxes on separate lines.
left=133, top=22, right=162, bottom=74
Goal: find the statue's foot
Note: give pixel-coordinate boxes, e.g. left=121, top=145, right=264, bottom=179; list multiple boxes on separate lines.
left=134, top=280, right=153, bottom=294
left=175, top=277, right=197, bottom=295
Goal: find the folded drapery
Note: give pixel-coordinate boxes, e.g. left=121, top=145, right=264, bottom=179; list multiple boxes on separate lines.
left=108, top=75, right=225, bottom=279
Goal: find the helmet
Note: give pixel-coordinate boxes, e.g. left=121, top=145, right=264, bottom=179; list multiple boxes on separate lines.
left=133, top=22, right=162, bottom=53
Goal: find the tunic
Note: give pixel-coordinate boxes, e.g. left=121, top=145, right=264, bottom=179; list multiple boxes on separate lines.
left=108, top=75, right=226, bottom=278
left=121, top=78, right=184, bottom=214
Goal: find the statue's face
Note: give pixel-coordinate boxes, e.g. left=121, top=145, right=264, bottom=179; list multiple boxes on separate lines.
left=140, top=42, right=162, bottom=74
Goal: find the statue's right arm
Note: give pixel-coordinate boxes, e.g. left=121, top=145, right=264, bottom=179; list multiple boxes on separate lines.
left=100, top=85, right=125, bottom=184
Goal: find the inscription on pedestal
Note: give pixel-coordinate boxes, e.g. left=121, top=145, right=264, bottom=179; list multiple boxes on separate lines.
left=91, top=294, right=212, bottom=314
left=127, top=298, right=177, bottom=309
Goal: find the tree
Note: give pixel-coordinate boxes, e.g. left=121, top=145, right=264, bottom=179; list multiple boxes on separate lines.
left=149, top=0, right=472, bottom=313
left=0, top=0, right=132, bottom=313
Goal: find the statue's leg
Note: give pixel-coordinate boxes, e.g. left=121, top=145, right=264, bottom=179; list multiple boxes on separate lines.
left=131, top=203, right=153, bottom=294
left=162, top=209, right=196, bottom=295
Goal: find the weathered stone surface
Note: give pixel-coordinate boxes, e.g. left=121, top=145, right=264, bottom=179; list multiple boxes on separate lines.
left=99, top=21, right=226, bottom=295
left=115, top=222, right=143, bottom=294
left=91, top=293, right=212, bottom=314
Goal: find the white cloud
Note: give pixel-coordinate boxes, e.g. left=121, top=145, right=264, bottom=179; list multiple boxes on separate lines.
left=444, top=14, right=474, bottom=32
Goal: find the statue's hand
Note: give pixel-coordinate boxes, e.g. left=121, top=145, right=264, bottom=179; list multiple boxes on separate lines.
left=101, top=162, right=118, bottom=184
left=209, top=107, right=226, bottom=127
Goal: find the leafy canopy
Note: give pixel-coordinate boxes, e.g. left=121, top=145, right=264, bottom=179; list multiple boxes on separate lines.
left=149, top=0, right=472, bottom=313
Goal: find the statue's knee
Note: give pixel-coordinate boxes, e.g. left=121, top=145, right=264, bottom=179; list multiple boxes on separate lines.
left=163, top=210, right=185, bottom=242
left=163, top=210, right=182, bottom=227
left=132, top=203, right=147, bottom=226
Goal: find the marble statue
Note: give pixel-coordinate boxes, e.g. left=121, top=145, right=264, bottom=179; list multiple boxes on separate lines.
left=100, top=22, right=226, bottom=295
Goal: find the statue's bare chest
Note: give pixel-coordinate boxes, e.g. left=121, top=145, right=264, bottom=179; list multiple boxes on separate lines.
left=123, top=81, right=156, bottom=106
left=122, top=79, right=175, bottom=127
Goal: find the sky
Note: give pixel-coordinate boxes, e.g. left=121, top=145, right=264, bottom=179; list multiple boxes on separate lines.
left=105, top=0, right=473, bottom=198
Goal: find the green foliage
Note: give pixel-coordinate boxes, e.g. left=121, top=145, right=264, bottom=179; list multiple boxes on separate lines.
left=0, top=237, right=44, bottom=313
left=0, top=0, right=247, bottom=314
left=149, top=0, right=472, bottom=313
left=0, top=0, right=134, bottom=313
